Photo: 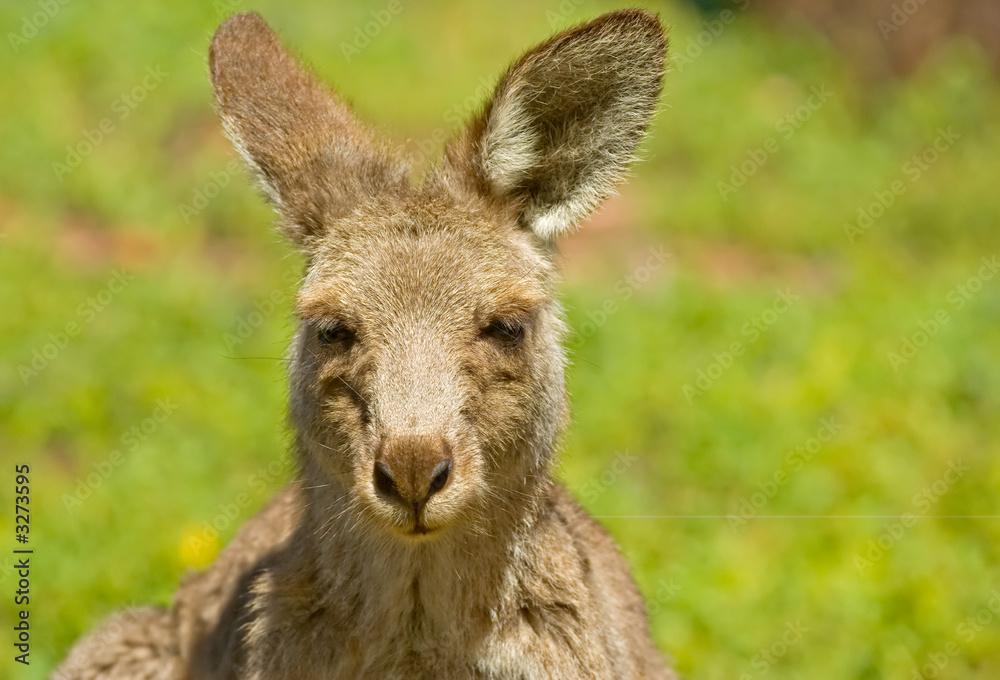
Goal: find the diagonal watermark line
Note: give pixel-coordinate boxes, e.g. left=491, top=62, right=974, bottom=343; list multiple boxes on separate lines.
left=594, top=514, right=1000, bottom=519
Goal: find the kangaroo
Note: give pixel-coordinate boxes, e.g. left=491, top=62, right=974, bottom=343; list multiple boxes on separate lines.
left=54, top=9, right=674, bottom=680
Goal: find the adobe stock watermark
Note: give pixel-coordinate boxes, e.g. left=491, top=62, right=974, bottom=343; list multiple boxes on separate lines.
left=645, top=577, right=683, bottom=617
left=878, top=0, right=929, bottom=40
left=183, top=453, right=294, bottom=556
left=683, top=288, right=799, bottom=402
left=887, top=255, right=998, bottom=372
left=18, top=269, right=134, bottom=385
left=0, top=555, right=18, bottom=585
left=844, top=127, right=960, bottom=243
left=178, top=158, right=242, bottom=223
left=727, top=417, right=843, bottom=531
left=577, top=451, right=638, bottom=506
left=212, top=0, right=244, bottom=19
left=717, top=84, right=833, bottom=200
left=854, top=459, right=969, bottom=574
left=339, top=0, right=404, bottom=61
left=222, top=269, right=298, bottom=353
left=7, top=0, right=72, bottom=53
left=48, top=603, right=145, bottom=680
left=403, top=74, right=494, bottom=170
left=672, top=0, right=751, bottom=72
left=575, top=246, right=671, bottom=340
left=908, top=589, right=1000, bottom=680
left=546, top=0, right=585, bottom=28
left=61, top=399, right=180, bottom=513
left=52, top=65, right=168, bottom=182
left=223, top=289, right=285, bottom=353
left=739, top=620, right=809, bottom=680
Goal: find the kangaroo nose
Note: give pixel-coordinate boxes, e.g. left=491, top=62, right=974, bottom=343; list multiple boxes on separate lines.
left=373, top=435, right=453, bottom=512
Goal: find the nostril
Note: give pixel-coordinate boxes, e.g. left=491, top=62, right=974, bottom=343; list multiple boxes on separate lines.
left=428, top=459, right=452, bottom=496
left=374, top=462, right=399, bottom=501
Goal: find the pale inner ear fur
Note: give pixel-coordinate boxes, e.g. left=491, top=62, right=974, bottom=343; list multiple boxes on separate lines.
left=447, top=9, right=667, bottom=241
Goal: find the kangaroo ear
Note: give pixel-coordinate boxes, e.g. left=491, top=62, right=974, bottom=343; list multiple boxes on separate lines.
left=445, top=9, right=666, bottom=240
left=210, top=13, right=409, bottom=248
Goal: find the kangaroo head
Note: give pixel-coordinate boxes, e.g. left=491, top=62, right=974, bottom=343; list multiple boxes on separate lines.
left=209, top=11, right=666, bottom=541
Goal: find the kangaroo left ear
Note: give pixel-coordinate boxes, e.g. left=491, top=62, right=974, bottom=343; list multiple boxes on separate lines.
left=444, top=9, right=667, bottom=241
left=210, top=13, right=410, bottom=250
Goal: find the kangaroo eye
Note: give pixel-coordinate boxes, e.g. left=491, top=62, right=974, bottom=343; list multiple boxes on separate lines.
left=482, top=319, right=525, bottom=347
left=317, top=324, right=355, bottom=347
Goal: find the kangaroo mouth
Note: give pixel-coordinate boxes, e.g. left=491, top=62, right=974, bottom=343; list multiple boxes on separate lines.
left=399, top=516, right=444, bottom=541
left=409, top=516, right=441, bottom=537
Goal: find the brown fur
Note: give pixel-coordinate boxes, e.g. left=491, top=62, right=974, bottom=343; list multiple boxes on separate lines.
left=54, top=9, right=675, bottom=680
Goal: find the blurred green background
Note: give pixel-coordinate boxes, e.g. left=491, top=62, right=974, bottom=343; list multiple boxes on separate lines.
left=1, top=0, right=999, bottom=677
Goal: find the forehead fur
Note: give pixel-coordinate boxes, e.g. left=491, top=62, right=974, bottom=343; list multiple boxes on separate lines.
left=296, top=192, right=554, bottom=328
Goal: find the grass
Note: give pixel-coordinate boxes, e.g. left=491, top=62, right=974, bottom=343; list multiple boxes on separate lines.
left=1, top=0, right=999, bottom=677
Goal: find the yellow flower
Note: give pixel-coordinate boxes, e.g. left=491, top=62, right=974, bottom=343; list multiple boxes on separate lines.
left=177, top=524, right=220, bottom=569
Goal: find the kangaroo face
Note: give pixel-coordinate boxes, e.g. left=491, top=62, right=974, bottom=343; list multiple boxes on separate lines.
left=209, top=11, right=665, bottom=541
left=290, top=201, right=563, bottom=539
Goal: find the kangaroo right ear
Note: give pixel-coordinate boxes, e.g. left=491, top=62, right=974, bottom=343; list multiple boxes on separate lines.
left=444, top=9, right=667, bottom=241
left=210, top=13, right=409, bottom=249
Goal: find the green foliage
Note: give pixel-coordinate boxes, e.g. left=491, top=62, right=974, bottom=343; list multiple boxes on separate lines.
left=1, top=0, right=998, bottom=677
